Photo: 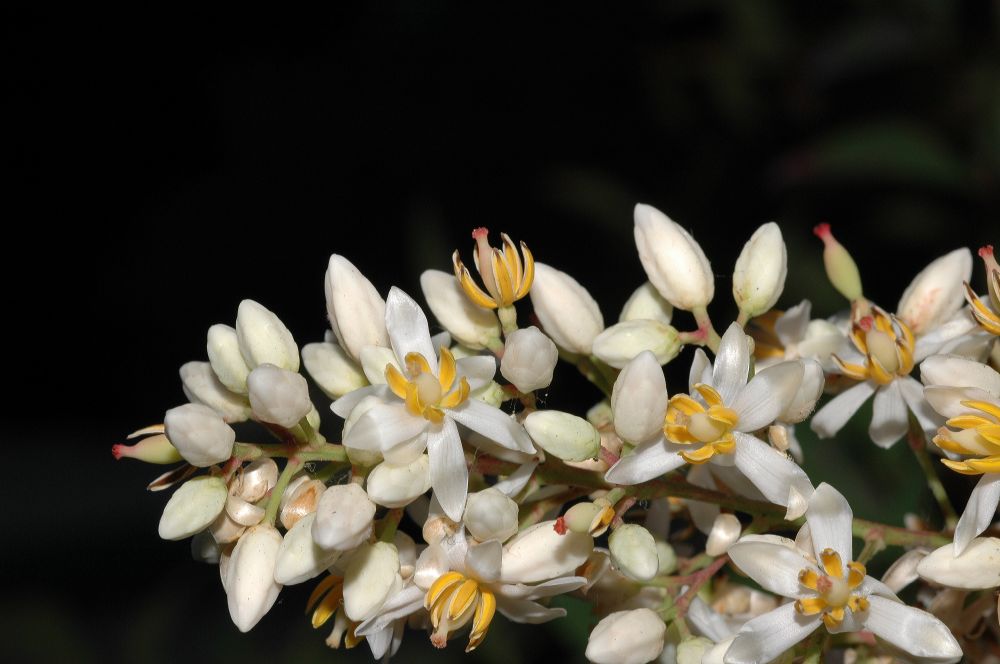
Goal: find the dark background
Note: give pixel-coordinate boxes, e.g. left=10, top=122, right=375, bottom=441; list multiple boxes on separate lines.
left=8, top=3, right=999, bottom=662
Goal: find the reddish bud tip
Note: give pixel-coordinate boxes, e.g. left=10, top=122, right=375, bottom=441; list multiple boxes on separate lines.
left=471, top=227, right=489, bottom=240
left=111, top=444, right=125, bottom=460
left=858, top=316, right=874, bottom=331
left=813, top=222, right=832, bottom=241
left=980, top=245, right=995, bottom=259
left=553, top=516, right=568, bottom=535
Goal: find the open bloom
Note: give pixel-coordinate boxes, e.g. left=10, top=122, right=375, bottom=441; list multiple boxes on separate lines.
left=452, top=228, right=534, bottom=309
left=606, top=323, right=814, bottom=519
left=724, top=483, right=962, bottom=664
left=332, top=288, right=534, bottom=520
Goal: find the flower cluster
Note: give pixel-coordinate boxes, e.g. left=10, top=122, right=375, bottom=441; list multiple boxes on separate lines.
left=114, top=213, right=1000, bottom=663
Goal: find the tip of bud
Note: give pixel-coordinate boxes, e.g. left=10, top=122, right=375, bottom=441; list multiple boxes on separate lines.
left=553, top=516, right=568, bottom=535
left=979, top=245, right=994, bottom=259
left=812, top=222, right=832, bottom=242
left=858, top=315, right=873, bottom=331
left=111, top=444, right=125, bottom=460
left=471, top=227, right=489, bottom=240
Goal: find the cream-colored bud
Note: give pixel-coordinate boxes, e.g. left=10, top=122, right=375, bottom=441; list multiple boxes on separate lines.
left=585, top=608, right=666, bottom=664
left=343, top=542, right=402, bottom=622
left=501, top=521, right=594, bottom=583
left=365, top=455, right=433, bottom=508
left=778, top=359, right=824, bottom=423
left=359, top=346, right=399, bottom=385
left=500, top=326, right=558, bottom=392
left=159, top=475, right=228, bottom=541
left=247, top=364, right=312, bottom=429
left=587, top=401, right=613, bottom=429
left=656, top=541, right=677, bottom=575
left=164, top=403, right=235, bottom=467
left=302, top=342, right=367, bottom=399
left=612, top=351, right=669, bottom=443
left=191, top=530, right=221, bottom=564
left=112, top=433, right=183, bottom=464
left=226, top=523, right=283, bottom=632
left=917, top=538, right=1000, bottom=589
left=619, top=282, right=673, bottom=325
left=225, top=495, right=265, bottom=527
left=633, top=204, right=714, bottom=311
left=180, top=361, right=252, bottom=423
left=325, top=254, right=389, bottom=362
left=592, top=320, right=680, bottom=369
left=420, top=269, right=501, bottom=349
left=609, top=524, right=659, bottom=581
left=235, top=299, right=299, bottom=372
left=897, top=248, right=972, bottom=335
left=274, top=513, right=341, bottom=586
left=524, top=410, right=601, bottom=462
left=237, top=458, right=279, bottom=503
left=279, top=479, right=326, bottom=530
left=464, top=488, right=519, bottom=543
left=342, top=396, right=385, bottom=467
left=207, top=324, right=251, bottom=394
left=565, top=501, right=615, bottom=537
left=529, top=262, right=604, bottom=354
left=677, top=636, right=714, bottom=664
left=733, top=222, right=787, bottom=318
left=312, top=483, right=376, bottom=551
left=881, top=548, right=928, bottom=593
left=814, top=223, right=862, bottom=301
left=705, top=514, right=741, bottom=556
left=473, top=380, right=507, bottom=408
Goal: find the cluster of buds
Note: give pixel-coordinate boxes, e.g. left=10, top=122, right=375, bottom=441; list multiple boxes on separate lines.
left=114, top=208, right=1000, bottom=663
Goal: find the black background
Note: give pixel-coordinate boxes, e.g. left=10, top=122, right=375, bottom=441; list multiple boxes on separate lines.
left=8, top=3, right=999, bottom=662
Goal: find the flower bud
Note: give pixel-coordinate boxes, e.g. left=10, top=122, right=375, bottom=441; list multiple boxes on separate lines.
left=191, top=530, right=221, bottom=564
left=813, top=223, right=863, bottom=301
left=881, top=548, right=927, bottom=593
left=677, top=636, right=714, bottom=664
left=237, top=458, right=279, bottom=502
left=529, top=262, right=604, bottom=354
left=733, top=222, right=787, bottom=318
left=501, top=521, right=594, bottom=583
left=301, top=342, right=367, bottom=399
left=247, top=364, right=312, bottom=429
left=343, top=542, right=402, bottom=622
left=365, top=455, right=433, bottom=508
left=280, top=478, right=325, bottom=530
left=112, top=433, right=183, bottom=464
left=164, top=403, right=236, bottom=467
left=612, top=351, right=668, bottom=443
left=656, top=541, right=677, bottom=575
left=594, top=320, right=680, bottom=370
left=619, top=282, right=673, bottom=325
left=274, top=512, right=341, bottom=586
left=464, top=488, right=519, bottom=543
left=917, top=538, right=1000, bottom=589
left=524, top=410, right=601, bottom=462
left=158, top=475, right=228, bottom=541
left=420, top=269, right=501, bottom=350
left=705, top=514, right=741, bottom=556
left=360, top=346, right=400, bottom=385
left=778, top=359, right=824, bottom=423
left=564, top=501, right=615, bottom=538
left=235, top=299, right=299, bottom=372
left=180, top=361, right=252, bottom=423
left=585, top=608, right=666, bottom=664
left=342, top=396, right=385, bottom=467
left=325, top=254, right=389, bottom=362
left=609, top=524, right=658, bottom=581
left=500, top=326, right=558, bottom=392
left=896, top=248, right=972, bottom=335
left=312, top=483, right=376, bottom=551
left=207, top=324, right=251, bottom=394
left=226, top=523, right=283, bottom=632
left=633, top=204, right=714, bottom=311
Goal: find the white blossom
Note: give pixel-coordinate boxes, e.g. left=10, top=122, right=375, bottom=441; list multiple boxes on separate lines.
left=633, top=203, right=714, bottom=311
left=529, top=262, right=604, bottom=354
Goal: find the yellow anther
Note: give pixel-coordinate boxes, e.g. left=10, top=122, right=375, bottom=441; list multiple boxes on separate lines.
left=387, top=349, right=470, bottom=422
left=425, top=572, right=496, bottom=652
left=306, top=575, right=345, bottom=629
left=452, top=228, right=534, bottom=309
left=932, top=399, right=1000, bottom=476
left=819, top=549, right=844, bottom=578
left=841, top=307, right=916, bottom=385
left=795, top=597, right=827, bottom=615
left=467, top=589, right=496, bottom=652
left=795, top=555, right=869, bottom=629
left=664, top=387, right=739, bottom=463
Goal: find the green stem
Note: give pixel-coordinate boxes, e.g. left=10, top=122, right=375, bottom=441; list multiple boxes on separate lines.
left=498, top=305, right=518, bottom=336
left=378, top=509, right=404, bottom=542
left=907, top=415, right=958, bottom=529
left=264, top=457, right=304, bottom=526
left=234, top=442, right=348, bottom=463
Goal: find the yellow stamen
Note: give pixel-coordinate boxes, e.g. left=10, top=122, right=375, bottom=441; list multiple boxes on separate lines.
left=695, top=384, right=724, bottom=407
left=467, top=589, right=496, bottom=652
left=798, top=568, right=820, bottom=591
left=819, top=548, right=844, bottom=578
left=391, top=351, right=471, bottom=422
left=426, top=571, right=465, bottom=610
left=452, top=229, right=534, bottom=309
left=795, top=597, right=828, bottom=615
left=438, top=347, right=457, bottom=392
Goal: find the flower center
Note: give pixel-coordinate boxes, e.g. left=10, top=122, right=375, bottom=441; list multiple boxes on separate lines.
left=452, top=228, right=535, bottom=309
left=425, top=571, right=497, bottom=652
left=934, top=399, right=1000, bottom=475
left=834, top=308, right=915, bottom=385
left=664, top=384, right=738, bottom=464
left=795, top=548, right=869, bottom=629
left=385, top=347, right=470, bottom=423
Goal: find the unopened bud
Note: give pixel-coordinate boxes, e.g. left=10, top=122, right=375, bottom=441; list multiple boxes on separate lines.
left=280, top=478, right=326, bottom=530
left=226, top=523, right=283, bottom=632
left=464, top=488, right=519, bottom=543
left=778, top=359, right=824, bottom=423
left=814, top=223, right=863, bottom=301
left=633, top=204, right=714, bottom=311
left=164, top=403, right=235, bottom=467
left=112, top=432, right=183, bottom=464
left=529, top=262, right=604, bottom=354
left=612, top=351, right=669, bottom=444
left=247, top=364, right=312, bottom=429
left=500, top=521, right=594, bottom=583
left=420, top=269, right=501, bottom=350
left=917, top=538, right=1000, bottom=589
left=592, top=320, right=680, bottom=369
left=733, top=222, right=787, bottom=318
left=585, top=608, right=666, bottom=664
left=677, top=636, right=714, bottom=664
left=524, top=410, right=601, bottom=462
left=191, top=530, right=221, bottom=564
left=207, top=324, right=251, bottom=394
left=342, top=396, right=385, bottom=467
left=564, top=501, right=615, bottom=537
left=343, top=542, right=402, bottom=622
left=235, top=299, right=299, bottom=372
left=608, top=524, right=658, bottom=581
left=274, top=512, right=341, bottom=586
left=365, top=455, right=433, bottom=508
left=896, top=248, right=972, bottom=334
left=237, top=458, right=279, bottom=503
left=325, top=254, right=389, bottom=362
left=619, top=282, right=673, bottom=325
left=359, top=345, right=400, bottom=385
left=158, top=475, right=228, bottom=541
left=500, top=326, right=558, bottom=392
left=180, top=361, right=252, bottom=423
left=302, top=342, right=367, bottom=399
left=312, top=483, right=376, bottom=551
left=705, top=513, right=741, bottom=556
left=656, top=540, right=677, bottom=575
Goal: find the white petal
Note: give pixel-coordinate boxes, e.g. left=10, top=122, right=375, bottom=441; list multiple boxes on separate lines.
left=360, top=345, right=398, bottom=384
left=805, top=482, right=853, bottom=562
left=413, top=543, right=450, bottom=590
left=331, top=384, right=391, bottom=419
left=464, top=539, right=502, bottom=583
left=881, top=548, right=928, bottom=593
left=365, top=455, right=433, bottom=508
left=809, top=380, right=876, bottom=438
left=898, top=375, right=940, bottom=438
left=687, top=596, right=736, bottom=643
left=426, top=419, right=468, bottom=521
left=774, top=300, right=811, bottom=348
left=500, top=521, right=593, bottom=583
left=712, top=323, right=751, bottom=404
left=273, top=513, right=341, bottom=586
left=301, top=341, right=368, bottom=399
left=365, top=625, right=393, bottom=660
left=862, top=595, right=962, bottom=663
left=953, top=472, right=1000, bottom=555
left=355, top=584, right=425, bottom=636
left=420, top=268, right=501, bottom=350
left=732, top=432, right=814, bottom=511
left=385, top=287, right=437, bottom=372
left=633, top=203, right=714, bottom=311
left=917, top=538, right=1000, bottom=589
left=448, top=399, right=534, bottom=453
left=344, top=402, right=428, bottom=453
left=226, top=524, right=283, bottom=632
left=499, top=576, right=587, bottom=600
left=158, top=476, right=228, bottom=541
left=723, top=603, right=819, bottom=664
left=919, top=354, right=1000, bottom=396
left=923, top=385, right=996, bottom=419
left=726, top=535, right=816, bottom=598
left=686, top=465, right=721, bottom=534
left=529, top=262, right=605, bottom=354
left=689, top=348, right=712, bottom=393
left=604, top=437, right=687, bottom=485
left=732, top=361, right=804, bottom=432
left=869, top=380, right=909, bottom=448
left=455, top=355, right=497, bottom=391
left=325, top=255, right=389, bottom=361
left=494, top=597, right=566, bottom=624
left=492, top=460, right=538, bottom=497
left=896, top=247, right=972, bottom=336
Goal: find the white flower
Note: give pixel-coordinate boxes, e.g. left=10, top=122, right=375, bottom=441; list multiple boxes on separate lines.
left=246, top=363, right=312, bottom=429
left=325, top=254, right=389, bottom=362
left=732, top=222, right=787, bottom=318
left=612, top=351, right=670, bottom=444
left=420, top=269, right=501, bottom=350
left=235, top=299, right=299, bottom=372
left=163, top=403, right=235, bottom=467
left=343, top=541, right=403, bottom=622
left=619, top=282, right=673, bottom=325
left=897, top=248, right=972, bottom=336
left=585, top=608, right=666, bottom=664
left=751, top=300, right=846, bottom=370
left=705, top=513, right=742, bottom=556
left=365, top=454, right=432, bottom=508
left=633, top=203, right=714, bottom=311
left=332, top=287, right=534, bottom=521
left=723, top=483, right=962, bottom=664
left=499, top=326, right=558, bottom=392
left=606, top=323, right=814, bottom=519
left=529, top=262, right=604, bottom=354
